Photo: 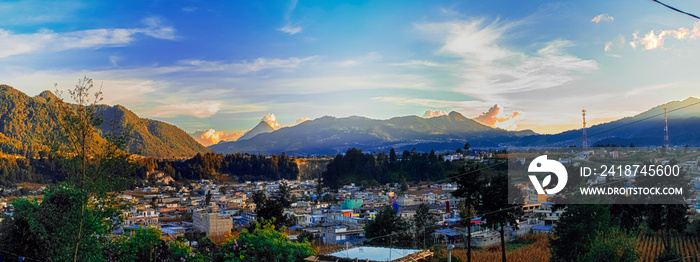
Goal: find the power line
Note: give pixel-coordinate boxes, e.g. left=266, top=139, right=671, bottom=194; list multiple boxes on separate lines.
left=652, top=0, right=700, bottom=19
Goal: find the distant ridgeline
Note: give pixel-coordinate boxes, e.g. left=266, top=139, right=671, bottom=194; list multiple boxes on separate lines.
left=0, top=84, right=211, bottom=159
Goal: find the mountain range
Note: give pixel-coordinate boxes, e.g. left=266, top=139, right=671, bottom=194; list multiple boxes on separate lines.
left=209, top=97, right=700, bottom=155
left=0, top=85, right=211, bottom=158
left=3, top=82, right=699, bottom=158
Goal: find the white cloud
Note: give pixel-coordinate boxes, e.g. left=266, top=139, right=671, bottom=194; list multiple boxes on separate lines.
left=279, top=0, right=303, bottom=35
left=422, top=110, right=447, bottom=118
left=591, top=14, right=614, bottom=23
left=279, top=24, right=303, bottom=35
left=337, top=52, right=382, bottom=67
left=419, top=19, right=597, bottom=96
left=473, top=104, right=523, bottom=130
left=0, top=16, right=176, bottom=58
left=392, top=60, right=441, bottom=67
left=181, top=56, right=319, bottom=73
left=150, top=101, right=223, bottom=118
left=622, top=21, right=700, bottom=50
left=190, top=129, right=243, bottom=146
left=604, top=41, right=613, bottom=52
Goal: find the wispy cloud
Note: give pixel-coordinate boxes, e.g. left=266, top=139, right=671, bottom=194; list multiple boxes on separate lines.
left=392, top=60, right=442, bottom=67
left=0, top=16, right=176, bottom=58
left=181, top=56, right=319, bottom=73
left=150, top=101, right=223, bottom=118
left=416, top=20, right=597, bottom=99
left=279, top=0, right=303, bottom=35
left=338, top=52, right=382, bottom=67
left=591, top=14, right=614, bottom=23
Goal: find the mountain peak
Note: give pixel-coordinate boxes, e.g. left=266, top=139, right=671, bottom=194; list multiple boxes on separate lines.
left=238, top=120, right=276, bottom=141
left=36, top=90, right=60, bottom=102
left=262, top=113, right=281, bottom=129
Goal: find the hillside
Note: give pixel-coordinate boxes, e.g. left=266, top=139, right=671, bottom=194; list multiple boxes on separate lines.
left=0, top=84, right=211, bottom=158
left=514, top=97, right=700, bottom=147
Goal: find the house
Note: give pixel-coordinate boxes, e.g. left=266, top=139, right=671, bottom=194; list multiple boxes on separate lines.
left=532, top=225, right=553, bottom=234
left=320, top=225, right=364, bottom=244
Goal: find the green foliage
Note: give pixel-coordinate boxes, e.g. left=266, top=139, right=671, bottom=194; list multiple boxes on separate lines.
left=551, top=205, right=612, bottom=262
left=0, top=185, right=114, bottom=261
left=105, top=227, right=171, bottom=262
left=252, top=184, right=294, bottom=229
left=322, top=148, right=458, bottom=189
left=157, top=152, right=299, bottom=181
left=365, top=205, right=412, bottom=248
left=215, top=220, right=315, bottom=262
left=581, top=227, right=639, bottom=262
left=413, top=203, right=437, bottom=249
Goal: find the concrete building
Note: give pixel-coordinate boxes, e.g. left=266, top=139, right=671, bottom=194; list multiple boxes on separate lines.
left=193, top=205, right=233, bottom=238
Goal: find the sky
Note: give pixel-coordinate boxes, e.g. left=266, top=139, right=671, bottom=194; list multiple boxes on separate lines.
left=2, top=0, right=700, bottom=141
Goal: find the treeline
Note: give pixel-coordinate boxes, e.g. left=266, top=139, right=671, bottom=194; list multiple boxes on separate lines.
left=156, top=152, right=299, bottom=181
left=0, top=152, right=300, bottom=188
left=321, top=148, right=462, bottom=189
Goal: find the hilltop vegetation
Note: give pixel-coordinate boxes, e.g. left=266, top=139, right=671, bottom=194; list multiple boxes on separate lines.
left=0, top=84, right=211, bottom=158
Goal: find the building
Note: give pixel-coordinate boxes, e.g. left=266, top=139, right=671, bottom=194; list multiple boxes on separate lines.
left=122, top=207, right=159, bottom=227
left=192, top=205, right=233, bottom=238
left=321, top=225, right=365, bottom=244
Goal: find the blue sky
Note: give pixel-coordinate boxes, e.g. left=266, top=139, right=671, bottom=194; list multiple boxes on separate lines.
left=2, top=0, right=700, bottom=142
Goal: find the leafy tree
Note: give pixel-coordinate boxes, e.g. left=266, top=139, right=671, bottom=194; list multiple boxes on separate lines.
left=451, top=164, right=484, bottom=262
left=252, top=189, right=293, bottom=229
left=365, top=205, right=412, bottom=247
left=413, top=203, right=437, bottom=249
left=215, top=220, right=315, bottom=262
left=0, top=77, right=135, bottom=262
left=551, top=205, right=611, bottom=262
left=0, top=186, right=114, bottom=261
left=205, top=190, right=213, bottom=207
left=581, top=227, right=638, bottom=262
left=479, top=174, right=523, bottom=262
left=105, top=227, right=171, bottom=262
left=463, top=142, right=470, bottom=152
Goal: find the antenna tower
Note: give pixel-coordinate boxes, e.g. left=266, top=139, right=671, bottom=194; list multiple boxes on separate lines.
left=582, top=109, right=587, bottom=148
left=664, top=107, right=670, bottom=147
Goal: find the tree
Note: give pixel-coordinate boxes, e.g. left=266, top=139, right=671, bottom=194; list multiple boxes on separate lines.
left=551, top=205, right=611, bottom=262
left=451, top=164, right=484, bottom=262
left=413, top=203, right=437, bottom=249
left=463, top=142, right=470, bottom=152
left=215, top=220, right=315, bottom=262
left=252, top=190, right=293, bottom=229
left=365, top=205, right=412, bottom=248
left=581, top=227, right=638, bottom=262
left=0, top=77, right=135, bottom=262
left=479, top=174, right=523, bottom=262
left=205, top=190, right=213, bottom=207
left=105, top=227, right=172, bottom=262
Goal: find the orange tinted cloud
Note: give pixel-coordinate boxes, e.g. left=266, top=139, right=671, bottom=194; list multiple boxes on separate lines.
left=191, top=129, right=243, bottom=146
left=473, top=104, right=523, bottom=130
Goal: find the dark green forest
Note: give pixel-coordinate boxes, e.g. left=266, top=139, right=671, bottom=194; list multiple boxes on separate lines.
left=0, top=152, right=300, bottom=188
left=321, top=147, right=466, bottom=189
